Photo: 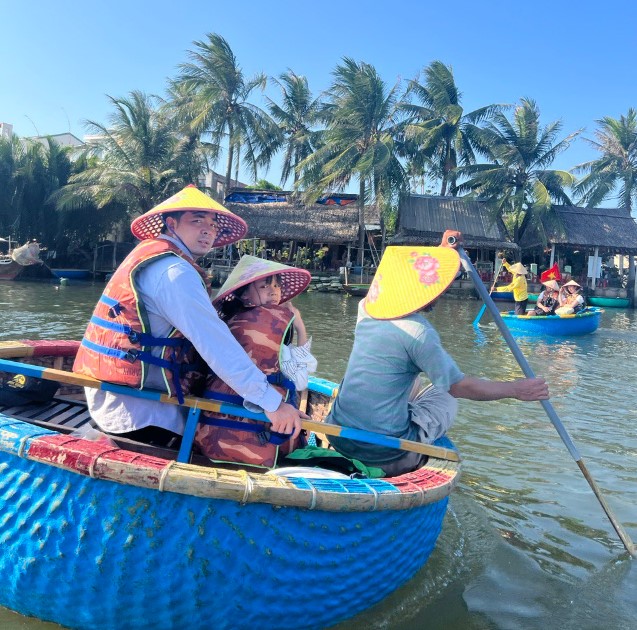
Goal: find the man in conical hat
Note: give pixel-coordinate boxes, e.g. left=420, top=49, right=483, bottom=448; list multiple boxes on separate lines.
left=74, top=185, right=307, bottom=446
left=495, top=257, right=529, bottom=314
left=326, top=230, right=549, bottom=477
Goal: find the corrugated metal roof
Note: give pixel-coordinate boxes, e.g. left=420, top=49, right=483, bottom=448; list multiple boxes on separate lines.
left=392, top=195, right=517, bottom=249
left=519, top=205, right=637, bottom=254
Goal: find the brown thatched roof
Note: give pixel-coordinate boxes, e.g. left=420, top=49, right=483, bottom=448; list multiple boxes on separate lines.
left=225, top=195, right=380, bottom=244
left=391, top=195, right=517, bottom=250
left=519, top=205, right=637, bottom=255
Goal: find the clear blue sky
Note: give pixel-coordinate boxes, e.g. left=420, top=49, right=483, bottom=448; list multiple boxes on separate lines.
left=2, top=0, right=636, bottom=197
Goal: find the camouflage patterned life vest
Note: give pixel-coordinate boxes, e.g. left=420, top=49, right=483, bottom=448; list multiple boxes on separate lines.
left=73, top=238, right=210, bottom=402
left=195, top=304, right=305, bottom=467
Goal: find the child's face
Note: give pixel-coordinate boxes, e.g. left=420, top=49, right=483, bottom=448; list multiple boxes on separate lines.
left=243, top=276, right=282, bottom=307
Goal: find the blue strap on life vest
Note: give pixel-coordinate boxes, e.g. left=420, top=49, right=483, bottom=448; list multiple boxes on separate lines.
left=89, top=315, right=184, bottom=347
left=80, top=339, right=191, bottom=404
left=198, top=415, right=290, bottom=445
left=204, top=372, right=297, bottom=408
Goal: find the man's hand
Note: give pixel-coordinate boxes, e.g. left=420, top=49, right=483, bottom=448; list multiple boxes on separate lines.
left=264, top=401, right=308, bottom=438
left=511, top=377, right=549, bottom=401
left=440, top=229, right=463, bottom=248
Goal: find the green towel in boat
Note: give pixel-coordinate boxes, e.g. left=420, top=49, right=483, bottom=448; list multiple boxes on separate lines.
left=282, top=446, right=386, bottom=478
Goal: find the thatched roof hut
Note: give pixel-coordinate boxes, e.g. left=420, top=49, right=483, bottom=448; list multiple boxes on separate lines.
left=224, top=191, right=379, bottom=244
left=518, top=205, right=637, bottom=255
left=391, top=194, right=516, bottom=250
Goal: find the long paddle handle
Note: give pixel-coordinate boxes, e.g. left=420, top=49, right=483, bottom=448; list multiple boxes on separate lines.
left=0, top=359, right=460, bottom=463
left=472, top=257, right=505, bottom=327
left=454, top=241, right=635, bottom=557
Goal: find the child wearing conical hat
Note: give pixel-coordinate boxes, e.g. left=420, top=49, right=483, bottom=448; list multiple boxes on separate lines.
left=495, top=258, right=529, bottom=314
left=325, top=230, right=549, bottom=478
left=195, top=255, right=317, bottom=466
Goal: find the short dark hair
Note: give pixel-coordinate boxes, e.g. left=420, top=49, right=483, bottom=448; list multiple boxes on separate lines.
left=160, top=211, right=185, bottom=233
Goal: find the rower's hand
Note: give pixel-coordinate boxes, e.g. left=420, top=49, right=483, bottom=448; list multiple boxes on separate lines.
left=265, top=401, right=308, bottom=438
left=511, top=377, right=549, bottom=401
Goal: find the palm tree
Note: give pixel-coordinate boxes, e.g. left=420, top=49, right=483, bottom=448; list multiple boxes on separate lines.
left=173, top=33, right=280, bottom=194
left=55, top=91, right=208, bottom=218
left=455, top=98, right=579, bottom=243
left=264, top=70, right=323, bottom=186
left=297, top=58, right=407, bottom=265
left=401, top=60, right=503, bottom=196
left=573, top=109, right=637, bottom=213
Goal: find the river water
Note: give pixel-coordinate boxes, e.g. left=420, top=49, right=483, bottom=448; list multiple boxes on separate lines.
left=1, top=282, right=635, bottom=630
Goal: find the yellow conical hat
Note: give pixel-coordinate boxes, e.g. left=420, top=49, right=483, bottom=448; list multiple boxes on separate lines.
left=130, top=185, right=248, bottom=246
left=364, top=246, right=461, bottom=320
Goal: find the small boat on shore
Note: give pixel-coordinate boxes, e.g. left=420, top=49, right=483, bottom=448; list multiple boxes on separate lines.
left=501, top=307, right=603, bottom=336
left=342, top=282, right=370, bottom=296
left=0, top=241, right=56, bottom=282
left=51, top=268, right=92, bottom=280
left=0, top=340, right=460, bottom=630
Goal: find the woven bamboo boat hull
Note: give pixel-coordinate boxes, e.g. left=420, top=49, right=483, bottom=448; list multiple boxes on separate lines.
left=588, top=296, right=630, bottom=308
left=0, top=341, right=460, bottom=630
left=500, top=307, right=603, bottom=335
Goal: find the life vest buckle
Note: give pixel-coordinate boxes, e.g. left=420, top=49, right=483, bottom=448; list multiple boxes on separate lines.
left=127, top=330, right=140, bottom=344
left=108, top=304, right=123, bottom=318
left=122, top=348, right=139, bottom=363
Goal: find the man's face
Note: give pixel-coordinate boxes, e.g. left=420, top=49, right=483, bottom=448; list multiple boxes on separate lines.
left=166, top=211, right=218, bottom=256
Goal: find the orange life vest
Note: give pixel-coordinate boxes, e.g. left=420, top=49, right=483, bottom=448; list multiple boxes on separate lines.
left=73, top=238, right=210, bottom=402
left=195, top=304, right=304, bottom=467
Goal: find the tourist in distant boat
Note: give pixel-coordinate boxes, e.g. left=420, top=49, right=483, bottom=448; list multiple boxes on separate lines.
left=73, top=185, right=307, bottom=447
left=556, top=279, right=585, bottom=315
left=529, top=279, right=560, bottom=316
left=325, top=231, right=549, bottom=478
left=495, top=258, right=529, bottom=314
left=195, top=255, right=317, bottom=466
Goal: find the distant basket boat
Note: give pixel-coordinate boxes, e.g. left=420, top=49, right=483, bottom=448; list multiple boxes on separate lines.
left=0, top=340, right=460, bottom=630
left=51, top=268, right=92, bottom=280
left=588, top=296, right=630, bottom=308
left=501, top=308, right=603, bottom=336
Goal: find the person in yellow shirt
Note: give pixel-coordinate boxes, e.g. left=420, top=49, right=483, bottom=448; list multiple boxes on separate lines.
left=495, top=259, right=529, bottom=314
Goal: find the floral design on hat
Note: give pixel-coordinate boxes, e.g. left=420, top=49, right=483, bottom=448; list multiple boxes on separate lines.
left=364, top=246, right=461, bottom=320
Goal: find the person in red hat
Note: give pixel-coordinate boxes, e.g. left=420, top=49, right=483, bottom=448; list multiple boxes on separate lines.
left=73, top=185, right=307, bottom=447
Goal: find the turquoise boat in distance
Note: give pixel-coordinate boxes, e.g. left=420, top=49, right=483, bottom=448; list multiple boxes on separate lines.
left=588, top=296, right=630, bottom=308
left=501, top=307, right=603, bottom=336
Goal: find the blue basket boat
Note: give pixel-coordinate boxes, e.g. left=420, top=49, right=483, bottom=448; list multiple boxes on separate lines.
left=491, top=291, right=514, bottom=301
left=500, top=307, right=603, bottom=336
left=0, top=341, right=460, bottom=630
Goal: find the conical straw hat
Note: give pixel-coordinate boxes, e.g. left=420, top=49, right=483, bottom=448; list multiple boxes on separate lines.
left=130, top=185, right=248, bottom=247
left=213, top=255, right=311, bottom=306
left=542, top=280, right=560, bottom=291
left=509, top=262, right=528, bottom=275
left=364, top=246, right=461, bottom=320
left=563, top=280, right=581, bottom=289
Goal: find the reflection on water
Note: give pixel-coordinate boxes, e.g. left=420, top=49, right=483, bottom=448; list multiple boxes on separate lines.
left=1, top=284, right=636, bottom=629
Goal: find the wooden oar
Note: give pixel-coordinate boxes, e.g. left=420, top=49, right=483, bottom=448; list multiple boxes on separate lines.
left=472, top=256, right=505, bottom=327
left=453, top=240, right=636, bottom=558
left=0, top=358, right=460, bottom=463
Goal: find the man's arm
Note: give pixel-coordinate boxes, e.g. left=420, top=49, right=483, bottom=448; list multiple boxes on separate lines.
left=449, top=376, right=549, bottom=401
